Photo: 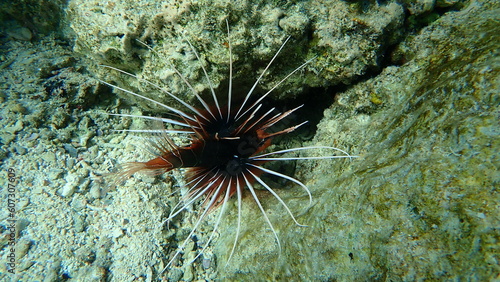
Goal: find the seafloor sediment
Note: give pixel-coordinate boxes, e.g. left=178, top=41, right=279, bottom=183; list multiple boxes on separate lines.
left=0, top=0, right=498, bottom=281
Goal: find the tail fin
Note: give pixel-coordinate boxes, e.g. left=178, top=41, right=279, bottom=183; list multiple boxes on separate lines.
left=111, top=158, right=173, bottom=186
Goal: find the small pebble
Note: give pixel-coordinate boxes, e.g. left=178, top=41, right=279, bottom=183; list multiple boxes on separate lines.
left=110, top=228, right=124, bottom=239
left=66, top=157, right=76, bottom=168
left=8, top=27, right=32, bottom=41
left=89, top=184, right=102, bottom=198
left=63, top=143, right=78, bottom=158
left=10, top=103, right=27, bottom=114
left=59, top=173, right=81, bottom=197
left=60, top=182, right=76, bottom=197
left=16, top=239, right=32, bottom=259
left=73, top=215, right=86, bottom=233
left=13, top=144, right=27, bottom=155
left=26, top=133, right=39, bottom=141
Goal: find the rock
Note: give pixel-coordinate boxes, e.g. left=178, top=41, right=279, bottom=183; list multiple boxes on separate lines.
left=7, top=27, right=33, bottom=41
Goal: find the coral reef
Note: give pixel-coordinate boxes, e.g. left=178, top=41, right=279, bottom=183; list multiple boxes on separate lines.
left=0, top=0, right=497, bottom=281
left=0, top=0, right=67, bottom=40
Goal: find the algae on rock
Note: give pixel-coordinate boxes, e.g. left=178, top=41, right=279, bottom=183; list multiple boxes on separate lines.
left=1, top=0, right=497, bottom=281
left=66, top=0, right=406, bottom=108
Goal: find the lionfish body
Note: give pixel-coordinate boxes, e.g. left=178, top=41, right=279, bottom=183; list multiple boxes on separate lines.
left=127, top=104, right=294, bottom=211
left=101, top=20, right=355, bottom=272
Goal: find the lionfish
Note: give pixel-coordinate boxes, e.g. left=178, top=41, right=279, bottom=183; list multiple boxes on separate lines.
left=100, top=20, right=355, bottom=273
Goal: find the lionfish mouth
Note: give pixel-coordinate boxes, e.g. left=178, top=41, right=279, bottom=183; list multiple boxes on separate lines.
left=100, top=20, right=356, bottom=273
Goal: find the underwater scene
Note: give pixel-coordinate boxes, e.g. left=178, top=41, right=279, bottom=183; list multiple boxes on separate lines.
left=0, top=0, right=498, bottom=281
